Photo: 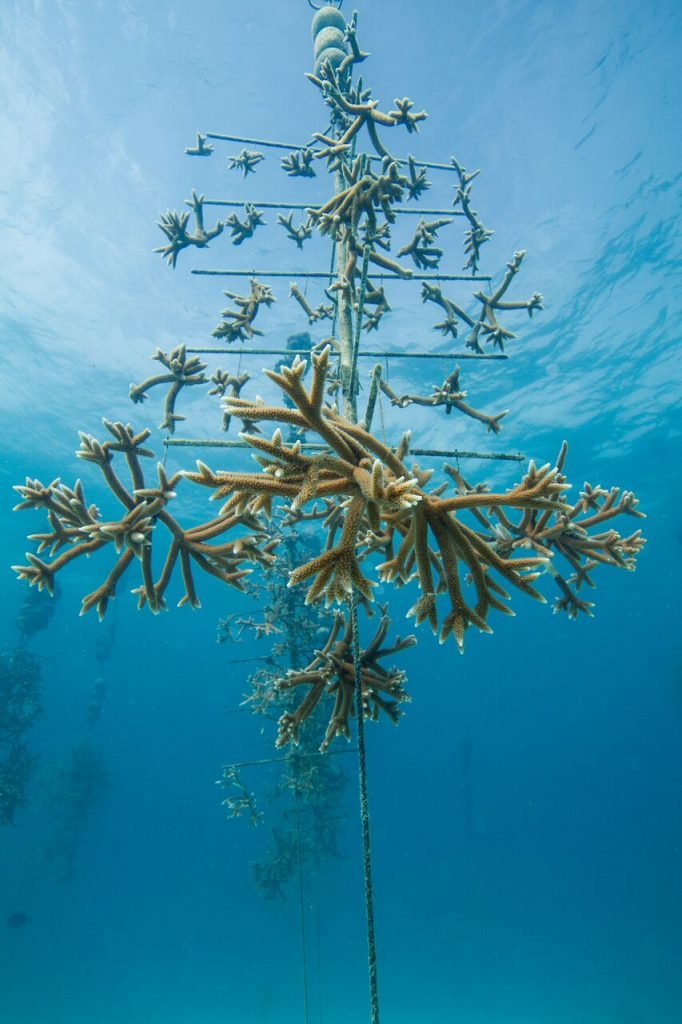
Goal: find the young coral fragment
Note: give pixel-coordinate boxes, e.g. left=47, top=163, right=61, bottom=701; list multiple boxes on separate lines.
left=227, top=148, right=265, bottom=176
left=225, top=203, right=265, bottom=245
left=396, top=217, right=453, bottom=270
left=281, top=148, right=317, bottom=178
left=185, top=132, right=214, bottom=157
left=379, top=366, right=508, bottom=434
left=212, top=278, right=275, bottom=342
left=129, top=344, right=208, bottom=434
left=154, top=191, right=223, bottom=268
left=421, top=253, right=543, bottom=351
left=277, top=212, right=314, bottom=249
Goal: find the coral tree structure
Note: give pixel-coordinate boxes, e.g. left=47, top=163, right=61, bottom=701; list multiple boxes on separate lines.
left=12, top=7, right=646, bottom=758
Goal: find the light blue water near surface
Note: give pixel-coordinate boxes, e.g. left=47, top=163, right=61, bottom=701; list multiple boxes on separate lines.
left=1, top=2, right=681, bottom=1022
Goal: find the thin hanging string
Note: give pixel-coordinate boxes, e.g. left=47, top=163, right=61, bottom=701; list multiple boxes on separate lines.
left=294, top=786, right=311, bottom=1024
left=315, top=849, right=323, bottom=1024
left=349, top=587, right=380, bottom=1024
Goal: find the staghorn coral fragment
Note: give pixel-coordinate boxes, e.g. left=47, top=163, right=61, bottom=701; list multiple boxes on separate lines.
left=281, top=147, right=317, bottom=178
left=405, top=154, right=431, bottom=201
left=208, top=370, right=258, bottom=432
left=421, top=253, right=543, bottom=352
left=216, top=766, right=262, bottom=826
left=13, top=424, right=277, bottom=619
left=397, top=217, right=453, bottom=270
left=225, top=203, right=265, bottom=245
left=450, top=158, right=493, bottom=274
left=380, top=367, right=508, bottom=434
left=307, top=35, right=426, bottom=163
left=227, top=148, right=265, bottom=176
left=212, top=278, right=275, bottom=342
left=290, top=282, right=334, bottom=325
left=277, top=212, right=314, bottom=249
left=129, top=344, right=208, bottom=434
left=274, top=609, right=414, bottom=752
left=185, top=132, right=214, bottom=157
left=154, top=191, right=223, bottom=268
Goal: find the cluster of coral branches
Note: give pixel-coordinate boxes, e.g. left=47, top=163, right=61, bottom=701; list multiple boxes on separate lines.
left=275, top=607, right=414, bottom=752
left=12, top=420, right=276, bottom=619
left=181, top=347, right=645, bottom=649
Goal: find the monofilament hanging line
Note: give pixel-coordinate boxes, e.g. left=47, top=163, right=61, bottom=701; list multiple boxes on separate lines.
left=350, top=588, right=380, bottom=1024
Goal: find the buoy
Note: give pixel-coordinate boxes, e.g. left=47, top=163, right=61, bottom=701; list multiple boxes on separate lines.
left=311, top=5, right=349, bottom=77
left=310, top=6, right=346, bottom=40
left=313, top=26, right=346, bottom=60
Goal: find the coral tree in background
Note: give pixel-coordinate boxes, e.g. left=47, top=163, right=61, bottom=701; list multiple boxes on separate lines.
left=12, top=6, right=646, bottom=756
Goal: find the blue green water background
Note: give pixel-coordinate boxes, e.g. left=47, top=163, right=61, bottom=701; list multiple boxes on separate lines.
left=1, top=1, right=681, bottom=1022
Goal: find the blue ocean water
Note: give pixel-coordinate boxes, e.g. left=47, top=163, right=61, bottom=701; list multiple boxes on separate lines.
left=1, top=2, right=681, bottom=1022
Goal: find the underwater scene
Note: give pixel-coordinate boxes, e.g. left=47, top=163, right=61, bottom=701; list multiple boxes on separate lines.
left=1, top=2, right=681, bottom=1022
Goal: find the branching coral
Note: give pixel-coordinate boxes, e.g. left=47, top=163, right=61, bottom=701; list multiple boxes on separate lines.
left=216, top=765, right=262, bottom=826
left=0, top=740, right=37, bottom=827
left=185, top=132, right=214, bottom=157
left=397, top=217, right=453, bottom=270
left=421, top=252, right=543, bottom=351
left=10, top=5, right=648, bottom=790
left=212, top=278, right=275, bottom=342
left=208, top=370, right=257, bottom=432
left=444, top=447, right=646, bottom=618
left=281, top=148, right=317, bottom=178
left=0, top=648, right=43, bottom=826
left=227, top=148, right=265, bottom=176
left=154, top=191, right=223, bottom=268
left=379, top=366, right=508, bottom=434
left=307, top=54, right=427, bottom=165
left=178, top=346, right=640, bottom=651
left=226, top=203, right=265, bottom=245
left=450, top=159, right=493, bottom=274
left=0, top=649, right=43, bottom=746
left=275, top=608, right=414, bottom=752
left=290, top=282, right=335, bottom=325
left=277, top=212, right=314, bottom=249
left=405, top=154, right=431, bottom=202
left=12, top=420, right=277, bottom=619
left=307, top=153, right=414, bottom=286
left=130, top=344, right=208, bottom=433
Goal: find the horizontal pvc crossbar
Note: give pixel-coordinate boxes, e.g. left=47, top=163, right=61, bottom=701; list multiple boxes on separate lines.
left=185, top=347, right=507, bottom=361
left=203, top=198, right=463, bottom=217
left=192, top=269, right=492, bottom=282
left=164, top=438, right=525, bottom=462
left=204, top=132, right=459, bottom=172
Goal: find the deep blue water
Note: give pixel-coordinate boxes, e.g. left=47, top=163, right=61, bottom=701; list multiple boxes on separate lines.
left=1, top=2, right=681, bottom=1022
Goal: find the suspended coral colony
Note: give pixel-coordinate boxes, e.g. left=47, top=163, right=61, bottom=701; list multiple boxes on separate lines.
left=11, top=0, right=647, bottom=888
left=13, top=2, right=646, bottom=717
